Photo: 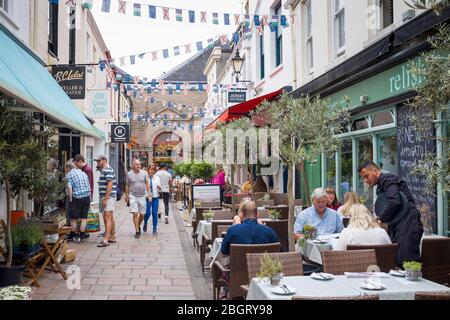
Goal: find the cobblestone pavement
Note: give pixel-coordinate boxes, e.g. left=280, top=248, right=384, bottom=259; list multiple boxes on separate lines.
left=31, top=200, right=212, bottom=300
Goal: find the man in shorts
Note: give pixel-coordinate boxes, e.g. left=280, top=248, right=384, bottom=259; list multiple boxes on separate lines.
left=65, top=160, right=91, bottom=243
left=125, top=159, right=151, bottom=238
left=95, top=154, right=117, bottom=247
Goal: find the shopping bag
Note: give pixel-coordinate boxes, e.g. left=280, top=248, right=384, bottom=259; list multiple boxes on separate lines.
left=85, top=209, right=101, bottom=233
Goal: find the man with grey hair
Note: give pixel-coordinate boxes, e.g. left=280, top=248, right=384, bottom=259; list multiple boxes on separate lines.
left=65, top=160, right=91, bottom=243
left=294, top=187, right=344, bottom=239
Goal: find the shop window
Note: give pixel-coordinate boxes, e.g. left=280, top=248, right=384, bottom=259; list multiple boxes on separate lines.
left=326, top=153, right=336, bottom=190
left=351, top=118, right=369, bottom=131
left=357, top=136, right=374, bottom=209
left=339, top=140, right=353, bottom=201
left=377, top=132, right=397, bottom=175
left=372, top=110, right=394, bottom=127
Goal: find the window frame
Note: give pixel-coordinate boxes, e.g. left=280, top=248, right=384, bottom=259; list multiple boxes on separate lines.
left=69, top=6, right=76, bottom=65
left=305, top=0, right=314, bottom=73
left=48, top=1, right=59, bottom=57
left=333, top=0, right=346, bottom=57
left=0, top=0, right=9, bottom=14
left=274, top=2, right=283, bottom=68
left=259, top=34, right=265, bottom=80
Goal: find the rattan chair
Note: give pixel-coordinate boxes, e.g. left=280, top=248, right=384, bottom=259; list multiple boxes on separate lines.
left=192, top=207, right=222, bottom=249
left=264, top=220, right=289, bottom=252
left=421, top=238, right=450, bottom=285
left=292, top=294, right=380, bottom=300
left=257, top=209, right=269, bottom=219
left=201, top=220, right=233, bottom=272
left=415, top=291, right=450, bottom=300
left=213, top=242, right=281, bottom=299
left=212, top=210, right=233, bottom=220
left=218, top=225, right=231, bottom=238
left=347, top=244, right=399, bottom=273
left=321, top=249, right=377, bottom=275
left=199, top=201, right=221, bottom=207
left=255, top=200, right=275, bottom=207
left=246, top=252, right=304, bottom=283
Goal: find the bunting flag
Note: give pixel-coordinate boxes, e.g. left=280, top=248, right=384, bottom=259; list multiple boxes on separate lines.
left=159, top=80, right=166, bottom=94
left=189, top=10, right=195, bottom=23
left=184, top=44, right=191, bottom=54
left=280, top=14, right=288, bottom=27
left=270, top=15, right=278, bottom=32
left=289, top=14, right=295, bottom=26
left=163, top=49, right=169, bottom=58
left=200, top=11, right=207, bottom=23
left=212, top=13, right=219, bottom=25
left=176, top=9, right=183, bottom=22
left=174, top=46, right=180, bottom=56
left=220, top=35, right=228, bottom=45
left=196, top=41, right=203, bottom=51
left=101, top=0, right=111, bottom=13
left=82, top=0, right=93, bottom=10
left=120, top=57, right=125, bottom=66
left=256, top=25, right=264, bottom=36
left=130, top=55, right=136, bottom=65
left=254, top=15, right=260, bottom=26
left=224, top=13, right=230, bottom=26
left=234, top=14, right=241, bottom=25
left=163, top=7, right=170, bottom=20
left=149, top=5, right=156, bottom=18
left=232, top=32, right=240, bottom=44
left=138, top=53, right=145, bottom=59
left=261, top=15, right=269, bottom=26
left=65, top=0, right=76, bottom=6
left=244, top=15, right=251, bottom=28
left=207, top=38, right=214, bottom=48
left=134, top=76, right=139, bottom=84
left=118, top=0, right=126, bottom=14
left=151, top=51, right=158, bottom=61
left=133, top=3, right=141, bottom=16
left=183, top=83, right=188, bottom=95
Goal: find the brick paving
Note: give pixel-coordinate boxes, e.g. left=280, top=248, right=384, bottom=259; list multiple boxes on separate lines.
left=31, top=201, right=212, bottom=300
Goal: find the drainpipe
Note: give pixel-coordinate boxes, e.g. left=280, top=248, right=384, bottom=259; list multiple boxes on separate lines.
left=287, top=0, right=300, bottom=91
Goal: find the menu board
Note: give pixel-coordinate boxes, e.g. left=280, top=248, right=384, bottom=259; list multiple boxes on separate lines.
left=192, top=184, right=221, bottom=204
left=397, top=104, right=436, bottom=229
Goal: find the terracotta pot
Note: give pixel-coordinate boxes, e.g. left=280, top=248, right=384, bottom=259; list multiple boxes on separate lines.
left=10, top=211, right=25, bottom=226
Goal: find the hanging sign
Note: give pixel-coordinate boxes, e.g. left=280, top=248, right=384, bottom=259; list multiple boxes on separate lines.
left=110, top=122, right=130, bottom=143
left=89, top=90, right=110, bottom=118
left=52, top=66, right=86, bottom=99
left=228, top=91, right=247, bottom=103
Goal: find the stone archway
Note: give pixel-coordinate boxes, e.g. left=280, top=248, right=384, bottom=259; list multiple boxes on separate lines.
left=152, top=131, right=183, bottom=165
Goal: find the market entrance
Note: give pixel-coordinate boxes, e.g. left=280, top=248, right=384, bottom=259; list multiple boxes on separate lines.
left=152, top=131, right=183, bottom=166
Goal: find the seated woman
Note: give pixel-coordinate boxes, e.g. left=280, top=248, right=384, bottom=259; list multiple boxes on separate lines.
left=326, top=187, right=341, bottom=211
left=336, top=204, right=392, bottom=250
left=337, top=191, right=360, bottom=218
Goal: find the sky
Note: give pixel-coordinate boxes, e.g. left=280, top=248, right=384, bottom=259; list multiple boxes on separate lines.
left=92, top=0, right=244, bottom=79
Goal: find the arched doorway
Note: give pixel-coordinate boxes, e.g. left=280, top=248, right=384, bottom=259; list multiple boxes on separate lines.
left=152, top=131, right=182, bottom=166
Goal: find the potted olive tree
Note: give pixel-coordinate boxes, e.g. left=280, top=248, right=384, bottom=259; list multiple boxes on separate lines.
left=257, top=252, right=283, bottom=286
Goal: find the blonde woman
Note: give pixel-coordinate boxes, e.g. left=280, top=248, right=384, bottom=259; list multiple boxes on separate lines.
left=336, top=204, right=391, bottom=250
left=337, top=191, right=360, bottom=218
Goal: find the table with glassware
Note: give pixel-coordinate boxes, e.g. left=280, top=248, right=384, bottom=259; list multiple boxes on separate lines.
left=246, top=273, right=450, bottom=300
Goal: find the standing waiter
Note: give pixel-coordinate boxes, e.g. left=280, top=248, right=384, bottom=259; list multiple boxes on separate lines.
left=359, top=161, right=423, bottom=265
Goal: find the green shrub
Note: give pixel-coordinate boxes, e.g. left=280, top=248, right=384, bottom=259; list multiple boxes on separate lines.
left=10, top=219, right=43, bottom=247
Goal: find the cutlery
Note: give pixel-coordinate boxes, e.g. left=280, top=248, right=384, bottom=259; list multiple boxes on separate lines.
left=282, top=284, right=291, bottom=294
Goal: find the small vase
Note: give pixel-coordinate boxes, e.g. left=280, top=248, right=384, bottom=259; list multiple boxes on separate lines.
left=405, top=269, right=422, bottom=281
left=270, top=273, right=283, bottom=286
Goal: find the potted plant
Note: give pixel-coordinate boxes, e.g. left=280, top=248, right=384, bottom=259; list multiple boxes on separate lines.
left=418, top=204, right=434, bottom=235
left=268, top=209, right=281, bottom=220
left=303, top=224, right=317, bottom=240
left=0, top=285, right=32, bottom=300
left=257, top=252, right=283, bottom=286
left=403, top=261, right=422, bottom=281
left=203, top=210, right=215, bottom=222
left=10, top=219, right=43, bottom=261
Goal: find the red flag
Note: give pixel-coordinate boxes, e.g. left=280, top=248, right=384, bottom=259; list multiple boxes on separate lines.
left=220, top=35, right=228, bottom=45
left=163, top=7, right=170, bottom=20
left=256, top=25, right=264, bottom=36
left=118, top=0, right=126, bottom=14
left=262, top=15, right=269, bottom=26
left=234, top=14, right=241, bottom=25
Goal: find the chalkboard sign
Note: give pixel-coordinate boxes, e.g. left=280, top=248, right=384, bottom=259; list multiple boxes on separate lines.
left=397, top=104, right=436, bottom=230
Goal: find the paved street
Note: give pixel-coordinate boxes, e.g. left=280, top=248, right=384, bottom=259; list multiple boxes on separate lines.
left=31, top=201, right=212, bottom=300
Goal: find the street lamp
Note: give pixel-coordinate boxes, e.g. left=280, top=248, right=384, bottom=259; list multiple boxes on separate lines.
left=232, top=49, right=251, bottom=83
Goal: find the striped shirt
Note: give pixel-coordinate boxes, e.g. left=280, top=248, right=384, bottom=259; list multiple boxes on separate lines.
left=66, top=168, right=91, bottom=199
left=98, top=165, right=117, bottom=198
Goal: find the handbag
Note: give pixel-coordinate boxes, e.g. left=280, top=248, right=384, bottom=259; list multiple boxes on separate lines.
left=85, top=208, right=101, bottom=233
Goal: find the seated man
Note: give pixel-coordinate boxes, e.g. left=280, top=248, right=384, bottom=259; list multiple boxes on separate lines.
left=294, top=187, right=344, bottom=239
left=221, top=199, right=279, bottom=255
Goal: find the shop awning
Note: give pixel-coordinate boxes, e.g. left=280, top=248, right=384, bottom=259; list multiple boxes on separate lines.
left=206, top=89, right=283, bottom=130
left=0, top=25, right=101, bottom=138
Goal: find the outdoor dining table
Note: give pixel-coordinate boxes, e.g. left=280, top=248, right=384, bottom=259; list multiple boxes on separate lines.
left=208, top=238, right=229, bottom=270
left=246, top=274, right=450, bottom=300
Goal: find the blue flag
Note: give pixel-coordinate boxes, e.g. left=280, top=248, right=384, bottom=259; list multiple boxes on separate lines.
left=163, top=49, right=169, bottom=58
left=224, top=14, right=230, bottom=25
left=149, top=5, right=156, bottom=19
left=196, top=41, right=203, bottom=51
left=101, top=0, right=110, bottom=13
left=233, top=33, right=240, bottom=44
left=254, top=15, right=260, bottom=26
left=189, top=10, right=195, bottom=23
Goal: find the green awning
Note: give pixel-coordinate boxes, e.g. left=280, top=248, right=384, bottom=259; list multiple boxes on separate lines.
left=0, top=25, right=101, bottom=138
left=94, top=125, right=106, bottom=140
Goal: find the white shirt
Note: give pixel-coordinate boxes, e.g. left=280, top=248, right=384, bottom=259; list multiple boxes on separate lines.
left=155, top=170, right=172, bottom=193
left=336, top=227, right=392, bottom=251
left=148, top=175, right=161, bottom=198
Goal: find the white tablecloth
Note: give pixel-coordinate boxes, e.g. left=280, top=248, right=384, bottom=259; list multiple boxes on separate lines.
left=246, top=275, right=450, bottom=300
left=208, top=238, right=229, bottom=269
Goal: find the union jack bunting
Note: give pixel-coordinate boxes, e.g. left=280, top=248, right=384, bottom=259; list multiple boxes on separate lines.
left=183, top=83, right=189, bottom=95
left=256, top=25, right=264, bottom=36
left=118, top=0, right=126, bottom=14
left=200, top=11, right=207, bottom=23
left=234, top=14, right=241, bottom=25
left=151, top=51, right=158, bottom=61
left=184, top=44, right=191, bottom=54
left=65, top=0, right=76, bottom=6
left=261, top=15, right=269, bottom=26
left=220, top=35, right=228, bottom=45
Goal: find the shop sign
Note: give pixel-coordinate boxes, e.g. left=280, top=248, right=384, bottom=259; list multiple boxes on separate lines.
left=89, top=90, right=110, bottom=118
left=228, top=91, right=247, bottom=103
left=110, top=122, right=130, bottom=143
left=51, top=66, right=86, bottom=99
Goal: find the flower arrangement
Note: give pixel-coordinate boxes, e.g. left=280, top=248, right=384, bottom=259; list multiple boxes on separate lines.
left=403, top=261, right=422, bottom=281
left=257, top=252, right=283, bottom=285
left=268, top=209, right=281, bottom=220
left=203, top=210, right=215, bottom=221
left=0, top=286, right=32, bottom=300
left=303, top=224, right=317, bottom=239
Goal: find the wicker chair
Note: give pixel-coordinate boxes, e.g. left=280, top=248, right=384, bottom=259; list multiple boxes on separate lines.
left=246, top=252, right=304, bottom=283
left=321, top=249, right=377, bottom=275
left=346, top=244, right=399, bottom=273
left=264, top=220, right=289, bottom=252
left=415, top=291, right=450, bottom=300
left=421, top=238, right=450, bottom=285
left=201, top=220, right=233, bottom=272
left=257, top=209, right=269, bottom=219
left=213, top=242, right=281, bottom=299
left=255, top=200, right=275, bottom=207
left=212, top=210, right=233, bottom=220
left=199, top=201, right=221, bottom=207
left=218, top=225, right=231, bottom=238
left=192, top=207, right=222, bottom=249
left=292, top=294, right=380, bottom=300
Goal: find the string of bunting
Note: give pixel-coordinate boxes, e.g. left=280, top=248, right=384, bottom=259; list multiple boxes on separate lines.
left=77, top=0, right=294, bottom=28
left=122, top=110, right=207, bottom=131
